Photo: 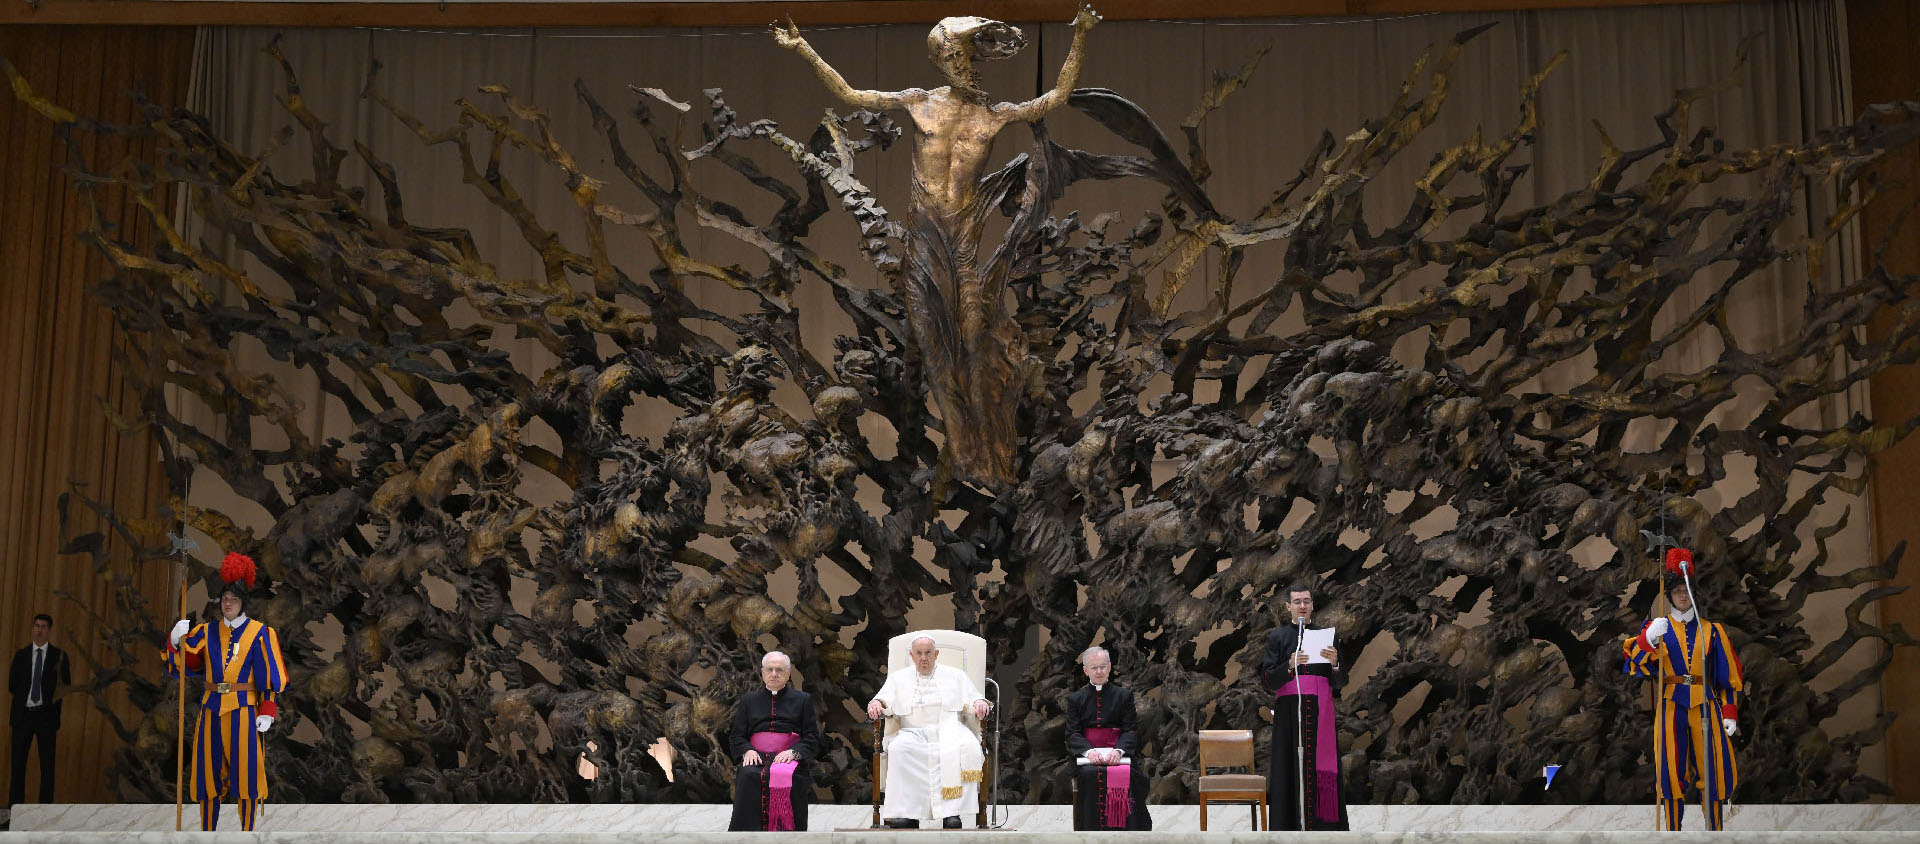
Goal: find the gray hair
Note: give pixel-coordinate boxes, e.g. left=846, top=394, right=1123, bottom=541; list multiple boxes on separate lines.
left=911, top=636, right=938, bottom=650
left=1080, top=646, right=1110, bottom=664
left=761, top=651, right=791, bottom=670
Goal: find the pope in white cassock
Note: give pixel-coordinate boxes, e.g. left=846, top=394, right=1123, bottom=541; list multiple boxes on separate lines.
left=865, top=636, right=992, bottom=829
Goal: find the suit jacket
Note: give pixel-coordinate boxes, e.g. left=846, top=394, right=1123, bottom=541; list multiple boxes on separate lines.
left=1258, top=623, right=1345, bottom=693
left=10, top=644, right=71, bottom=728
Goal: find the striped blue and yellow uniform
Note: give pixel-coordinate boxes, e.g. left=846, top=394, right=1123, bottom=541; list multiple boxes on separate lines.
left=1622, top=614, right=1743, bottom=831
left=168, top=617, right=286, bottom=830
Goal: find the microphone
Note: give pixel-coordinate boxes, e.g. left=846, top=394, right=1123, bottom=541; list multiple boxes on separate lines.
left=1295, top=616, right=1306, bottom=673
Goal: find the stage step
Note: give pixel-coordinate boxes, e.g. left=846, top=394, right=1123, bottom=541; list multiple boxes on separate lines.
left=6, top=831, right=1920, bottom=843
left=7, top=803, right=1916, bottom=835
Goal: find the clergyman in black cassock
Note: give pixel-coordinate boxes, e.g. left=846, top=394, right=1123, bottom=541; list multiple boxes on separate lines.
left=1258, top=585, right=1350, bottom=831
left=727, top=651, right=820, bottom=831
left=1065, top=646, right=1152, bottom=830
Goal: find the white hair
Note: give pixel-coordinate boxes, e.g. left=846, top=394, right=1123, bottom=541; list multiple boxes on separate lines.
left=911, top=636, right=938, bottom=650
left=762, top=651, right=791, bottom=669
left=1080, top=646, right=1110, bottom=664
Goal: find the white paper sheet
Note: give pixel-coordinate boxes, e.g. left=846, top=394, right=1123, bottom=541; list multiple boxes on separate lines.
left=1301, top=626, right=1335, bottom=664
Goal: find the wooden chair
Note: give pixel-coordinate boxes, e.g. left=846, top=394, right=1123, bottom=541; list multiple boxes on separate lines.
left=868, top=629, right=998, bottom=828
left=1197, top=728, right=1266, bottom=831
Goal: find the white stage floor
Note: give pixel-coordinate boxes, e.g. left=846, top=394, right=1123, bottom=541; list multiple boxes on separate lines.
left=5, top=832, right=1920, bottom=844
left=6, top=803, right=1918, bottom=836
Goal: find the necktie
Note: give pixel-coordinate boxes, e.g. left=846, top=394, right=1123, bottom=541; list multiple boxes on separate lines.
left=29, top=648, right=44, bottom=707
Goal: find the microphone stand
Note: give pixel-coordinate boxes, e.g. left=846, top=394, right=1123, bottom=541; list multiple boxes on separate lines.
left=1293, top=616, right=1307, bottom=832
left=985, top=678, right=1004, bottom=829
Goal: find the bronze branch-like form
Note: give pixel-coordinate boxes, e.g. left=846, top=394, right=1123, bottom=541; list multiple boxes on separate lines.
left=7, top=22, right=1920, bottom=807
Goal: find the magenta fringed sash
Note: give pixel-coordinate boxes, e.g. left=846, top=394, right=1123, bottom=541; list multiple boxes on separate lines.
left=1083, top=726, right=1130, bottom=828
left=1276, top=674, right=1340, bottom=823
left=750, top=731, right=801, bottom=830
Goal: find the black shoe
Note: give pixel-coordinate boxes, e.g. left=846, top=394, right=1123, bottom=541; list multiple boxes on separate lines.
left=883, top=818, right=920, bottom=829
left=942, top=816, right=963, bottom=829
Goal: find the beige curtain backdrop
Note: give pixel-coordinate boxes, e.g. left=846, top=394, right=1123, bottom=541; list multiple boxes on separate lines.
left=175, top=1, right=1892, bottom=786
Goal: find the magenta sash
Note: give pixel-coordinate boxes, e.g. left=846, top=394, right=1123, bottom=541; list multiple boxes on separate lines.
left=1083, top=726, right=1130, bottom=828
left=750, top=731, right=800, bottom=830
left=1276, top=674, right=1340, bottom=823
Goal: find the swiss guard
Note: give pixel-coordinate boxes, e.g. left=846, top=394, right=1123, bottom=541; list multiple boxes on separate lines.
left=166, top=551, right=288, bottom=831
left=1622, top=547, right=1744, bottom=831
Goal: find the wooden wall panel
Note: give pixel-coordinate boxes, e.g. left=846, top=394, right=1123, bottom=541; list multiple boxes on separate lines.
left=0, top=25, right=194, bottom=807
left=1851, top=0, right=1920, bottom=804
left=0, top=0, right=1747, bottom=27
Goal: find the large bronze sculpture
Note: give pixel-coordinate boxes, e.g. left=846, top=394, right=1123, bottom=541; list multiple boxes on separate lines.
left=6, top=15, right=1920, bottom=809
left=775, top=7, right=1100, bottom=490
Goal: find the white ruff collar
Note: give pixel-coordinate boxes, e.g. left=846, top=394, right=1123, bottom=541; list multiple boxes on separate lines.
left=1669, top=607, right=1697, bottom=624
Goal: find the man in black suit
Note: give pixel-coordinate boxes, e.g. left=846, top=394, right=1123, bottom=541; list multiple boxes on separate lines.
left=10, top=613, right=70, bottom=806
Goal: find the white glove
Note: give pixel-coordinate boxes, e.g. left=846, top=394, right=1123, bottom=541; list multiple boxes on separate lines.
left=170, top=619, right=191, bottom=647
left=256, top=715, right=275, bottom=733
left=1645, top=617, right=1669, bottom=641
left=1722, top=718, right=1737, bottom=737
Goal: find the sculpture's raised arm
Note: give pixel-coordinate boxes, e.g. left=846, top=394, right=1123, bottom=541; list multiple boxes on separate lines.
left=772, top=19, right=922, bottom=111
left=998, top=4, right=1100, bottom=122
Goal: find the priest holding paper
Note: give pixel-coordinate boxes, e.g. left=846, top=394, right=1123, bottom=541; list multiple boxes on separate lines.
left=1258, top=584, right=1349, bottom=831
left=866, top=636, right=991, bottom=829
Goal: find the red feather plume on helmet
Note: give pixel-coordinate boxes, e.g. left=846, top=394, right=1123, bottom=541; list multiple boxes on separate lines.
left=1664, top=547, right=1694, bottom=576
left=220, top=552, right=257, bottom=589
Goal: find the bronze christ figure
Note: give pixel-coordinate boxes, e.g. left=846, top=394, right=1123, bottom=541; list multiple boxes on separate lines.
left=775, top=7, right=1101, bottom=490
